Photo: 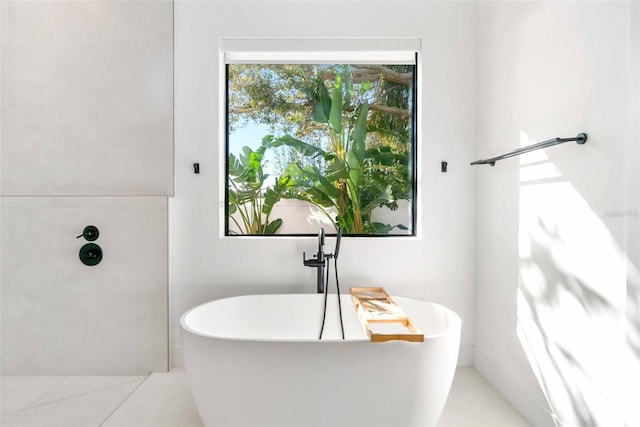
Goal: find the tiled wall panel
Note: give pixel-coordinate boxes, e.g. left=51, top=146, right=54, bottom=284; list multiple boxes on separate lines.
left=1, top=197, right=168, bottom=375
left=0, top=0, right=173, bottom=196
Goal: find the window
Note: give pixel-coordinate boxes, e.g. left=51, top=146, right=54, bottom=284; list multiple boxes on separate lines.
left=224, top=46, right=417, bottom=237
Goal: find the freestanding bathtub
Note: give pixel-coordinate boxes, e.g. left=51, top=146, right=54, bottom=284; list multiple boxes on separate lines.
left=180, top=294, right=461, bottom=427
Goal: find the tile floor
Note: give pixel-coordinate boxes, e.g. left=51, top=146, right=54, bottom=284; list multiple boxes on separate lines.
left=1, top=367, right=529, bottom=426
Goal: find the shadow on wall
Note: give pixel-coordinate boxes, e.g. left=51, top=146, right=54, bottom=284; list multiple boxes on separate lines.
left=515, top=138, right=638, bottom=425
left=519, top=219, right=612, bottom=426
left=626, top=257, right=640, bottom=426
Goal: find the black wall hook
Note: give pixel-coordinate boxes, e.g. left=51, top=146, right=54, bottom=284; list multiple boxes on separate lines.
left=193, top=163, right=200, bottom=174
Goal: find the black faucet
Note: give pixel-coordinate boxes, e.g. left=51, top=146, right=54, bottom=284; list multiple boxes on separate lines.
left=303, top=228, right=326, bottom=293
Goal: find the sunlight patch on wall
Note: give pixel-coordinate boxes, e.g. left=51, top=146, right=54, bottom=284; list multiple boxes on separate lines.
left=627, top=260, right=640, bottom=426
left=516, top=131, right=628, bottom=426
left=519, top=163, right=563, bottom=184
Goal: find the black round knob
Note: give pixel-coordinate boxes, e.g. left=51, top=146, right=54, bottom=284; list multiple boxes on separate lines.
left=79, top=243, right=102, bottom=266
left=77, top=225, right=99, bottom=241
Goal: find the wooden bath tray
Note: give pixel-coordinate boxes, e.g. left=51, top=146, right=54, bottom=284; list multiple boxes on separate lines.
left=350, top=287, right=424, bottom=343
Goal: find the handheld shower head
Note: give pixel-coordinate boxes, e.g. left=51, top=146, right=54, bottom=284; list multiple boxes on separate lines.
left=334, top=227, right=343, bottom=259
left=318, top=228, right=325, bottom=252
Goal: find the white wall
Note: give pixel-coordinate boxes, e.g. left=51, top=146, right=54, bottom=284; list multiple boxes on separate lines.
left=229, top=199, right=411, bottom=235
left=0, top=1, right=173, bottom=374
left=171, top=0, right=477, bottom=365
left=475, top=2, right=638, bottom=425
left=626, top=3, right=640, bottom=425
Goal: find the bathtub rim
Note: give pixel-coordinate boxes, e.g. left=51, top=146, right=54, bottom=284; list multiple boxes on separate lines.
left=180, top=293, right=461, bottom=343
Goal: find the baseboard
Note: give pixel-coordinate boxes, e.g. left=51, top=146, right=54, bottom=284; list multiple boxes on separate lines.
left=172, top=346, right=184, bottom=369
left=457, top=344, right=473, bottom=366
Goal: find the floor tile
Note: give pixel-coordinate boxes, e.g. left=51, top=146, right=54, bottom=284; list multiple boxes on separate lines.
left=102, top=369, right=202, bottom=427
left=1, top=367, right=529, bottom=426
left=29, top=376, right=145, bottom=407
left=0, top=413, right=16, bottom=425
left=1, top=379, right=144, bottom=426
left=438, top=367, right=531, bottom=426
left=0, top=376, right=66, bottom=415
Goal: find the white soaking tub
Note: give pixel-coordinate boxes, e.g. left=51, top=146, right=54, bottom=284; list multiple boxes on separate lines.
left=180, top=294, right=461, bottom=427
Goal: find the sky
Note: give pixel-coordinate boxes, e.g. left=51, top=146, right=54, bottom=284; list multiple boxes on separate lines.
left=228, top=121, right=280, bottom=175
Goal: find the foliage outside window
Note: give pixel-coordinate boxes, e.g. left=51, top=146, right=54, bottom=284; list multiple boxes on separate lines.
left=225, top=60, right=416, bottom=236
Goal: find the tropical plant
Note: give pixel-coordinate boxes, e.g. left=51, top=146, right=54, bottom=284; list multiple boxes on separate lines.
left=265, top=69, right=410, bottom=234
left=228, top=63, right=414, bottom=195
left=227, top=64, right=413, bottom=138
left=227, top=138, right=288, bottom=235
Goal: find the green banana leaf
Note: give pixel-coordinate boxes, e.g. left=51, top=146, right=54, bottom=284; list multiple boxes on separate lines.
left=328, top=74, right=343, bottom=135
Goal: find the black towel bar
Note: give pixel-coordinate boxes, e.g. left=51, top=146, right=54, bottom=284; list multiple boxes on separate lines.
left=471, top=133, right=587, bottom=166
